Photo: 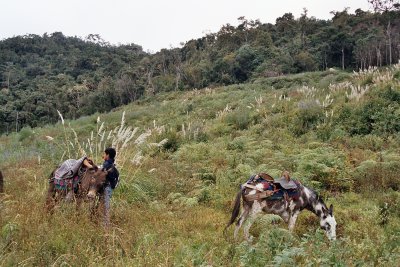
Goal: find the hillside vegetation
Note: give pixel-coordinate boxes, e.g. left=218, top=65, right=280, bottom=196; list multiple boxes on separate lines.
left=1, top=7, right=400, bottom=133
left=1, top=63, right=400, bottom=266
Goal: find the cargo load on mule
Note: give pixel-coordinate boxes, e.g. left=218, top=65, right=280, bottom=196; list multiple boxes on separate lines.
left=50, top=157, right=92, bottom=200
left=242, top=171, right=300, bottom=202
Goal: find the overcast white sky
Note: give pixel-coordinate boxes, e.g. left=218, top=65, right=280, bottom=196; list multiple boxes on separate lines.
left=1, top=0, right=371, bottom=53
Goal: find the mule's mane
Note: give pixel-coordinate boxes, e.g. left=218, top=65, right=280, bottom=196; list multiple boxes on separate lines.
left=302, top=185, right=328, bottom=217
left=306, top=186, right=325, bottom=203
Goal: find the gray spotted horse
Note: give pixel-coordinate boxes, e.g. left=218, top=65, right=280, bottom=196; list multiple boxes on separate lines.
left=225, top=173, right=337, bottom=241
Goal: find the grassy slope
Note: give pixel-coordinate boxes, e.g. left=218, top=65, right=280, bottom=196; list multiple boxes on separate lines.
left=1, top=68, right=400, bottom=266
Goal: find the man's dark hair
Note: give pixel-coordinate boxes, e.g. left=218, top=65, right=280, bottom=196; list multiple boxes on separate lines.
left=104, top=147, right=116, bottom=159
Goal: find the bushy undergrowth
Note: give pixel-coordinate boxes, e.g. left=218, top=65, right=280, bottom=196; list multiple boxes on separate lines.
left=1, top=65, right=400, bottom=266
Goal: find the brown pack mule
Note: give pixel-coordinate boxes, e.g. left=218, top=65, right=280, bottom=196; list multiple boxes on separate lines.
left=45, top=166, right=109, bottom=217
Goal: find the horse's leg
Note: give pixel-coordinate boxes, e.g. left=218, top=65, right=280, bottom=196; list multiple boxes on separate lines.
left=288, top=210, right=300, bottom=232
left=234, top=203, right=250, bottom=240
left=45, top=181, right=56, bottom=213
left=89, top=198, right=99, bottom=221
left=75, top=195, right=83, bottom=212
left=243, top=201, right=263, bottom=242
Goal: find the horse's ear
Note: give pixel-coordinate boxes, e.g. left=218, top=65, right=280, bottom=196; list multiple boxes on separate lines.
left=329, top=204, right=333, bottom=215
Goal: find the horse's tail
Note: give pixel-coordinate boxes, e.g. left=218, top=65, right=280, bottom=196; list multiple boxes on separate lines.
left=0, top=171, right=4, bottom=193
left=45, top=168, right=58, bottom=213
left=224, top=187, right=243, bottom=235
left=47, top=167, right=57, bottom=182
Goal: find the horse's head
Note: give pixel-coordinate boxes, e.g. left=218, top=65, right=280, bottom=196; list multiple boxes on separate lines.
left=320, top=204, right=337, bottom=241
left=86, top=168, right=109, bottom=199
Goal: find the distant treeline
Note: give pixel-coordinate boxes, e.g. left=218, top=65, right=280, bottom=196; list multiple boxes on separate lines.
left=1, top=7, right=400, bottom=133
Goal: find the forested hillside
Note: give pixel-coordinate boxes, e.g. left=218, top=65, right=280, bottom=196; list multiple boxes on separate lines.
left=0, top=33, right=146, bottom=132
left=1, top=7, right=400, bottom=134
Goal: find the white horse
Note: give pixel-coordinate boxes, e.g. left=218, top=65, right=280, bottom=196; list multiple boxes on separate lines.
left=225, top=182, right=337, bottom=241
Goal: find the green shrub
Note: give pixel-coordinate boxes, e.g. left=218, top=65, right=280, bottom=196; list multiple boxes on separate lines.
left=172, top=142, right=226, bottom=177
left=209, top=122, right=232, bottom=137
left=234, top=227, right=299, bottom=267
left=160, top=130, right=182, bottom=152
left=152, top=75, right=176, bottom=92
left=354, top=153, right=400, bottom=191
left=371, top=104, right=400, bottom=135
left=346, top=134, right=384, bottom=151
left=291, top=100, right=324, bottom=136
left=394, top=70, right=400, bottom=79
left=382, top=191, right=400, bottom=220
left=316, top=124, right=333, bottom=141
left=294, top=51, right=318, bottom=72
left=361, top=74, right=374, bottom=85
left=192, top=169, right=216, bottom=183
left=173, top=243, right=210, bottom=266
left=118, top=172, right=162, bottom=203
left=329, top=128, right=348, bottom=141
left=224, top=109, right=252, bottom=130
left=174, top=120, right=209, bottom=143
left=295, top=147, right=350, bottom=190
left=18, top=126, right=35, bottom=143
left=227, top=138, right=245, bottom=151
left=167, top=192, right=198, bottom=207
left=1, top=221, right=19, bottom=244
left=180, top=102, right=194, bottom=114
left=336, top=87, right=400, bottom=136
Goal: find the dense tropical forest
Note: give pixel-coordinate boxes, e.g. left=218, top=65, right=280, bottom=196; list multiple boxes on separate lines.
left=1, top=6, right=400, bottom=133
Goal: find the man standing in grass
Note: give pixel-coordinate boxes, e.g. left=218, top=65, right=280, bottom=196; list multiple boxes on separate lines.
left=101, top=147, right=119, bottom=227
